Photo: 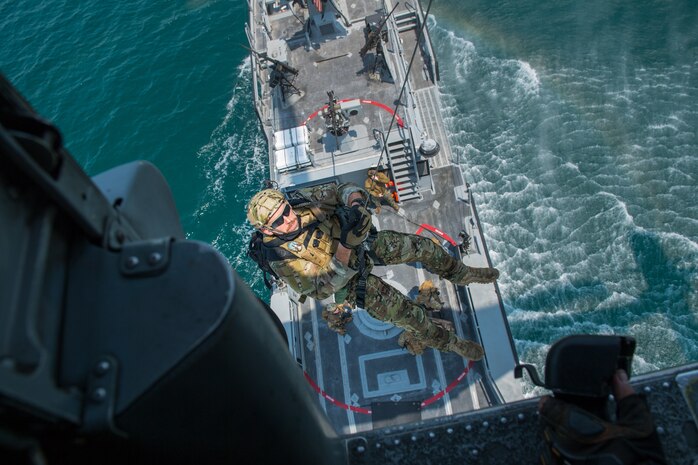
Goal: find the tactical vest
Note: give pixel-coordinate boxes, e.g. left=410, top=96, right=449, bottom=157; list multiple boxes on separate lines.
left=265, top=206, right=343, bottom=299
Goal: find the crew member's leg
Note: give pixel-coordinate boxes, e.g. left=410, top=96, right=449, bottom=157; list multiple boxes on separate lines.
left=361, top=274, right=483, bottom=360
left=368, top=194, right=382, bottom=214
left=383, top=191, right=400, bottom=211
left=371, top=230, right=499, bottom=285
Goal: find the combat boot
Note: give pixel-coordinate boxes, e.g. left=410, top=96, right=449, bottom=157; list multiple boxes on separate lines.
left=448, top=337, right=484, bottom=361
left=448, top=264, right=499, bottom=286
left=398, top=331, right=427, bottom=356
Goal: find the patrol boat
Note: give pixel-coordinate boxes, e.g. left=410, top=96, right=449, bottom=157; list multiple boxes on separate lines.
left=246, top=0, right=524, bottom=434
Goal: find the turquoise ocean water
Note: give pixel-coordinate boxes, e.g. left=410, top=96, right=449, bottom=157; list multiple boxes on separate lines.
left=2, top=0, right=696, bottom=391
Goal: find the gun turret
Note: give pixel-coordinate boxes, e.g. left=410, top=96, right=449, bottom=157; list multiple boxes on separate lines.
left=243, top=44, right=301, bottom=101
left=323, top=90, right=350, bottom=137
left=359, top=2, right=399, bottom=58
left=243, top=44, right=299, bottom=75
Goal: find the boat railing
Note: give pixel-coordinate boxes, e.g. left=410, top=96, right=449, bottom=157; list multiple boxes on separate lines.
left=465, top=185, right=520, bottom=366
left=246, top=3, right=273, bottom=128
left=245, top=34, right=262, bottom=123
left=382, top=2, right=421, bottom=131
left=458, top=283, right=507, bottom=406
left=407, top=125, right=422, bottom=176
left=384, top=5, right=409, bottom=86
left=411, top=0, right=439, bottom=82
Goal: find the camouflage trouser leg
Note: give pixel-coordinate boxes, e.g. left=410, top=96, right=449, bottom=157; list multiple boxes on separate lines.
left=370, top=230, right=460, bottom=277
left=370, top=230, right=498, bottom=285
left=383, top=192, right=399, bottom=210
left=362, top=274, right=454, bottom=351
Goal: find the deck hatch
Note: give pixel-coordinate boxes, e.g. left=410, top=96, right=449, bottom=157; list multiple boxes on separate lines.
left=359, top=349, right=426, bottom=398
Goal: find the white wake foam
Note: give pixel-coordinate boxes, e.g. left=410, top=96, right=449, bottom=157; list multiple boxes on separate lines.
left=429, top=17, right=698, bottom=382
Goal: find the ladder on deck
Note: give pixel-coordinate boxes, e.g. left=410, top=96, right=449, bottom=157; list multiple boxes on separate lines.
left=394, top=9, right=418, bottom=33
left=386, top=129, right=421, bottom=203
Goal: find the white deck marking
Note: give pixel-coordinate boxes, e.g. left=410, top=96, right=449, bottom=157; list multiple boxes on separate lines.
left=415, top=263, right=426, bottom=292
left=416, top=263, right=453, bottom=415
left=359, top=349, right=427, bottom=398
left=337, top=332, right=357, bottom=433
left=309, top=302, right=327, bottom=413
left=446, top=282, right=480, bottom=409
left=467, top=370, right=480, bottom=410
left=432, top=349, right=453, bottom=415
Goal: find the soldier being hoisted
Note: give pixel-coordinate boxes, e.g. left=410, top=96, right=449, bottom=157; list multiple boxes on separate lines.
left=246, top=184, right=500, bottom=360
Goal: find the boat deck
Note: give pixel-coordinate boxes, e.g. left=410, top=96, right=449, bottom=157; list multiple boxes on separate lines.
left=293, top=165, right=511, bottom=434
left=251, top=0, right=435, bottom=188
left=248, top=0, right=523, bottom=434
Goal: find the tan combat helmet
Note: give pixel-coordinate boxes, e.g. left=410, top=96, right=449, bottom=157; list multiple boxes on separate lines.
left=247, top=189, right=286, bottom=228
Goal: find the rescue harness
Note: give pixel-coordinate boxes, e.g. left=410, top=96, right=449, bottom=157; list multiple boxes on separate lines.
left=247, top=194, right=376, bottom=307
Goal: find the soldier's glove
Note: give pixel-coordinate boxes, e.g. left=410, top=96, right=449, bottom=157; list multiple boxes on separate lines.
left=539, top=394, right=667, bottom=465
left=335, top=204, right=372, bottom=248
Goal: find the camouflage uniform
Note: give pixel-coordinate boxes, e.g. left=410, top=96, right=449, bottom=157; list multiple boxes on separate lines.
left=248, top=183, right=497, bottom=360
left=260, top=183, right=367, bottom=300
left=364, top=170, right=399, bottom=212
left=356, top=230, right=492, bottom=359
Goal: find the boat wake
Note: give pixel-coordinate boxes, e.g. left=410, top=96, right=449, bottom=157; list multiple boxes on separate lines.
left=429, top=17, right=698, bottom=390
left=191, top=58, right=269, bottom=290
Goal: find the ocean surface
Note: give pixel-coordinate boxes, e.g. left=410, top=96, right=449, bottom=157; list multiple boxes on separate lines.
left=3, top=0, right=696, bottom=393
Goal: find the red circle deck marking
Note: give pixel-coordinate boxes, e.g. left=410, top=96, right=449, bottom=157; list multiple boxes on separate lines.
left=302, top=360, right=475, bottom=415
left=304, top=98, right=405, bottom=127
left=421, top=361, right=474, bottom=407
left=304, top=371, right=372, bottom=414
left=415, top=223, right=458, bottom=246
